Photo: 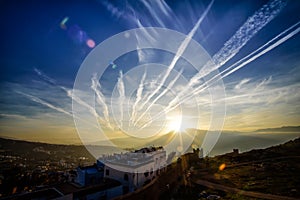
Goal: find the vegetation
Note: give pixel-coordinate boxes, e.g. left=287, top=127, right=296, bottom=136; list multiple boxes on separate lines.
left=192, top=137, right=300, bottom=198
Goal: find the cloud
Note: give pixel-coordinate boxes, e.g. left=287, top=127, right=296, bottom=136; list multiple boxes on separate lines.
left=160, top=20, right=300, bottom=119
left=130, top=69, right=147, bottom=124
left=91, top=74, right=113, bottom=129
left=129, top=1, right=214, bottom=127
left=116, top=70, right=125, bottom=127
left=234, top=78, right=251, bottom=90
left=0, top=113, right=29, bottom=120
left=16, top=90, right=73, bottom=117
left=222, top=72, right=300, bottom=130
left=34, top=67, right=56, bottom=85
left=188, top=0, right=286, bottom=88
left=254, top=76, right=272, bottom=91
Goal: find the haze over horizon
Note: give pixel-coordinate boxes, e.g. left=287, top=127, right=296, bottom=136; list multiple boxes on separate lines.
left=1, top=0, right=300, bottom=151
left=1, top=126, right=299, bottom=146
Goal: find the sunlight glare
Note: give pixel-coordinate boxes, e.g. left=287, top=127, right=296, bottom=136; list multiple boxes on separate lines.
left=166, top=115, right=182, bottom=132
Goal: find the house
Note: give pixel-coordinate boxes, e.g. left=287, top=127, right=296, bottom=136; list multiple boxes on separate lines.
left=76, top=163, right=104, bottom=187
left=99, top=146, right=167, bottom=193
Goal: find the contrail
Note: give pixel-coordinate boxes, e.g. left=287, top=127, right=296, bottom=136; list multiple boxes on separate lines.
left=254, top=76, right=272, bottom=92
left=66, top=89, right=103, bottom=121
left=220, top=24, right=300, bottom=79
left=141, top=0, right=166, bottom=28
left=210, top=0, right=286, bottom=75
left=140, top=21, right=300, bottom=129
left=136, top=0, right=214, bottom=116
left=134, top=19, right=156, bottom=63
left=67, top=89, right=111, bottom=128
left=157, top=0, right=174, bottom=17
left=140, top=71, right=165, bottom=104
left=192, top=21, right=300, bottom=96
left=34, top=68, right=108, bottom=127
left=132, top=0, right=184, bottom=63
left=129, top=69, right=147, bottom=125
left=16, top=91, right=73, bottom=117
left=34, top=67, right=68, bottom=92
left=174, top=0, right=287, bottom=105
left=171, top=21, right=300, bottom=119
left=16, top=91, right=104, bottom=128
left=189, top=80, right=298, bottom=107
left=117, top=70, right=125, bottom=127
left=34, top=68, right=56, bottom=85
left=134, top=68, right=184, bottom=127
left=136, top=0, right=184, bottom=32
left=91, top=74, right=113, bottom=129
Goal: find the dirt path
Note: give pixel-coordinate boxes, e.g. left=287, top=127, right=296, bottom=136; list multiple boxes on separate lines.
left=192, top=179, right=299, bottom=200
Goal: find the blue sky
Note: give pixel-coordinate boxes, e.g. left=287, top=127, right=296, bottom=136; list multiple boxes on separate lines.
left=0, top=0, right=300, bottom=145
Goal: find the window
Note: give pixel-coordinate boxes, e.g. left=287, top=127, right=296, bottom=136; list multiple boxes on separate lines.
left=124, top=173, right=128, bottom=181
left=106, top=169, right=109, bottom=176
left=144, top=171, right=149, bottom=177
left=150, top=168, right=153, bottom=175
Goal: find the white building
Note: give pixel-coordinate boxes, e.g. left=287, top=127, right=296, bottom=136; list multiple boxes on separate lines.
left=99, top=147, right=167, bottom=193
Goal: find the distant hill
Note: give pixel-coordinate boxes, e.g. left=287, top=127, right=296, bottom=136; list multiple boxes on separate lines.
left=0, top=137, right=96, bottom=162
left=107, top=127, right=299, bottom=156
left=216, top=136, right=300, bottom=161
left=255, top=126, right=300, bottom=132
left=1, top=125, right=299, bottom=158
left=209, top=130, right=299, bottom=156
left=243, top=136, right=300, bottom=159
left=180, top=128, right=299, bottom=156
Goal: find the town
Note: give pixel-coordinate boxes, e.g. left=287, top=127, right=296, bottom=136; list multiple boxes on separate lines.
left=1, top=137, right=299, bottom=199
left=1, top=137, right=204, bottom=199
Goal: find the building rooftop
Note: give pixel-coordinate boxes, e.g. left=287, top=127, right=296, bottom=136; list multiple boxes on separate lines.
left=78, top=164, right=103, bottom=174
left=99, top=146, right=165, bottom=167
left=134, top=146, right=164, bottom=153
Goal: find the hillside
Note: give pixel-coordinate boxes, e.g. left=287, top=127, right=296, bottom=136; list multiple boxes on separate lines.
left=0, top=136, right=299, bottom=199
left=0, top=137, right=96, bottom=168
left=255, top=126, right=300, bottom=133
left=1, top=125, right=299, bottom=158
left=192, top=137, right=300, bottom=199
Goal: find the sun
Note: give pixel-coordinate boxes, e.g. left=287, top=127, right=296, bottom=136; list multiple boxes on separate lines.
left=166, top=115, right=183, bottom=132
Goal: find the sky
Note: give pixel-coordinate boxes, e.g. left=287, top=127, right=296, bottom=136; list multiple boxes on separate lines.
left=0, top=0, right=300, bottom=147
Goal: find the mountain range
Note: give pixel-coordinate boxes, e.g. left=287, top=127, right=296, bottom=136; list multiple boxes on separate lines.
left=1, top=126, right=299, bottom=157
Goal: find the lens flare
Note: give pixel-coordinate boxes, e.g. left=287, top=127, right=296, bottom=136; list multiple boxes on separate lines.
left=60, top=16, right=69, bottom=30
left=86, top=39, right=95, bottom=48
left=219, top=163, right=226, bottom=171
